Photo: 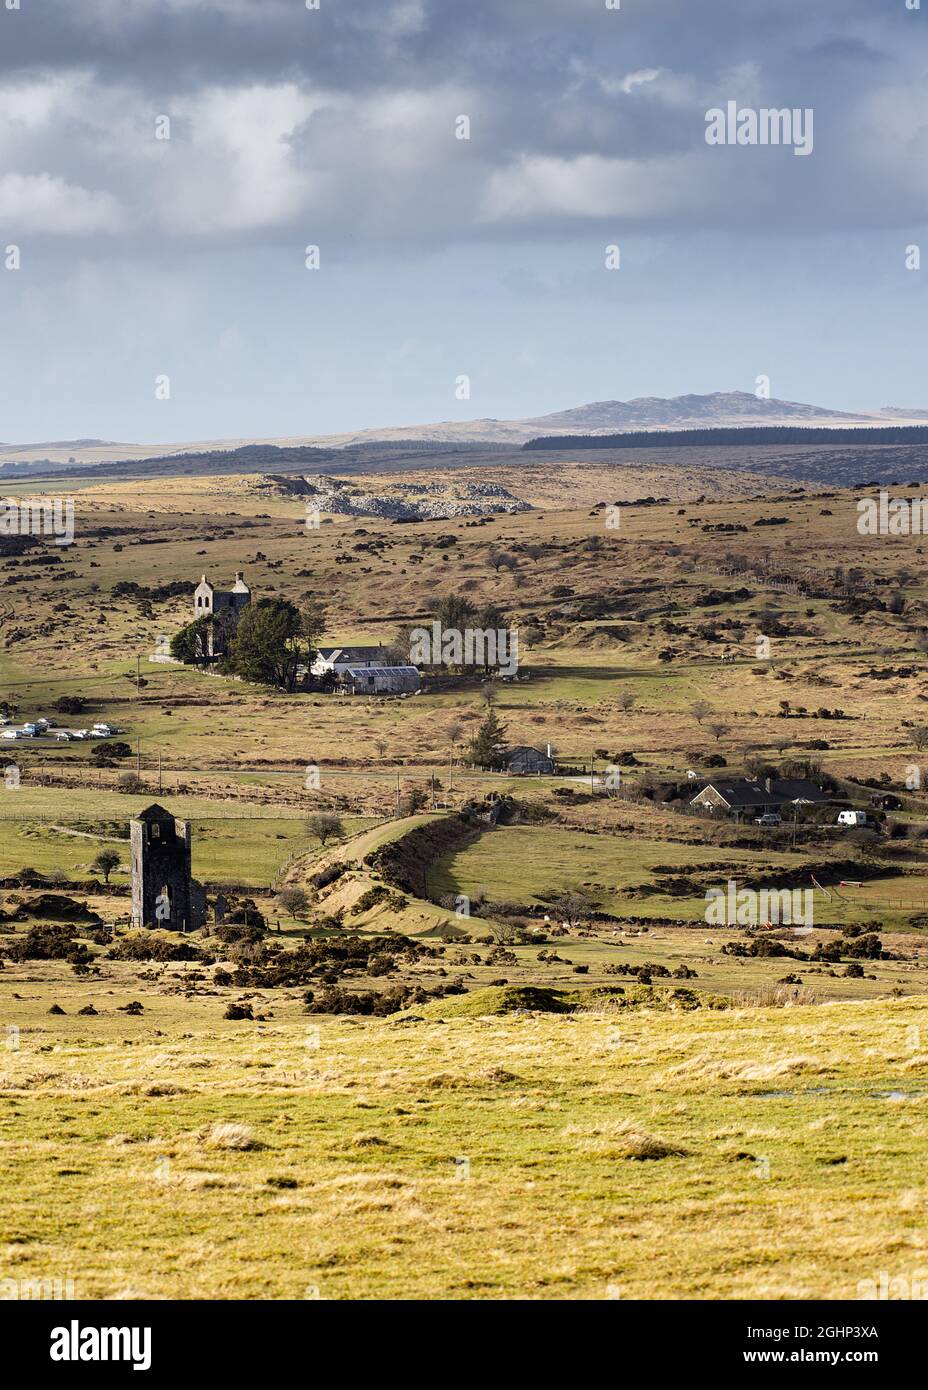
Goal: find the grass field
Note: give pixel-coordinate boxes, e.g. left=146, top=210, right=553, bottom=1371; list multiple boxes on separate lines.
left=0, top=789, right=379, bottom=886
left=428, top=822, right=928, bottom=932
left=2, top=976, right=926, bottom=1299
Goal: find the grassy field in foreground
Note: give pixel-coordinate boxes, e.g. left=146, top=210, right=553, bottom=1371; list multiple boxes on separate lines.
left=2, top=978, right=927, bottom=1299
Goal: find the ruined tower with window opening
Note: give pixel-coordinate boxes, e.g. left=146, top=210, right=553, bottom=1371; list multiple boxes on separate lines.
left=130, top=803, right=206, bottom=932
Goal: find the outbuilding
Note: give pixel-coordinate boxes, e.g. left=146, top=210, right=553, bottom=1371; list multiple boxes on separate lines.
left=503, top=744, right=556, bottom=775
left=337, top=665, right=421, bottom=695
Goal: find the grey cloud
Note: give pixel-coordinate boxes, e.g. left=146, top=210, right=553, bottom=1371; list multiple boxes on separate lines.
left=0, top=0, right=924, bottom=250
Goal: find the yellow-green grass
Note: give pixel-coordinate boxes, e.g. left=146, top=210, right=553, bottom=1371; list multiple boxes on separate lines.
left=449, top=926, right=928, bottom=1002
left=0, top=790, right=379, bottom=886
left=428, top=824, right=928, bottom=937
left=431, top=824, right=811, bottom=909
left=2, top=972, right=927, bottom=1299
left=0, top=787, right=346, bottom=820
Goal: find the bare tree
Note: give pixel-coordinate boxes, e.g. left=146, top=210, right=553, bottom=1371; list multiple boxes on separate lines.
left=488, top=922, right=521, bottom=945
left=691, top=700, right=712, bottom=725
left=487, top=548, right=517, bottom=574
left=277, top=886, right=309, bottom=918
left=847, top=827, right=880, bottom=861
left=91, top=849, right=121, bottom=884
left=551, top=891, right=596, bottom=928
left=446, top=721, right=464, bottom=760
left=306, top=813, right=345, bottom=846
left=707, top=721, right=731, bottom=742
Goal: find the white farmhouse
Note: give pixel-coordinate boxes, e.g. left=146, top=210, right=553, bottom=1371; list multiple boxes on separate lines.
left=311, top=644, right=392, bottom=677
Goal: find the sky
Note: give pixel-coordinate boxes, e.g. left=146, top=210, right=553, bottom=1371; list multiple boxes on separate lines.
left=0, top=0, right=925, bottom=445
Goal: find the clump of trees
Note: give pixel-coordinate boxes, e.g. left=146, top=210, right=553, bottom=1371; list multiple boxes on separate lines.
left=398, top=593, right=511, bottom=675
left=172, top=597, right=327, bottom=693
left=56, top=696, right=86, bottom=715
left=228, top=598, right=323, bottom=690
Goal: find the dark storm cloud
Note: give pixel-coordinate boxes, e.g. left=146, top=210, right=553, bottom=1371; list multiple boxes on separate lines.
left=0, top=0, right=924, bottom=245
left=0, top=1, right=893, bottom=88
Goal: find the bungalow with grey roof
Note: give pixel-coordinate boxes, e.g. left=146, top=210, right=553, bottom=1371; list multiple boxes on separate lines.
left=691, top=776, right=829, bottom=818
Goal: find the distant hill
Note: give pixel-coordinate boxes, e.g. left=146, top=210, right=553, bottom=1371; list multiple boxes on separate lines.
left=1, top=392, right=925, bottom=470
left=515, top=391, right=876, bottom=434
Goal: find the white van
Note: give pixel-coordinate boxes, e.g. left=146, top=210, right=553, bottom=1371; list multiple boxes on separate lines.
left=837, top=810, right=868, bottom=827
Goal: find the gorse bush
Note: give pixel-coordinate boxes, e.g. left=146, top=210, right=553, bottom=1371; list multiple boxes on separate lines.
left=107, top=933, right=212, bottom=963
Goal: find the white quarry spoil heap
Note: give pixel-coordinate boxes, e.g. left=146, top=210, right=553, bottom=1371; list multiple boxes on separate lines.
left=294, top=473, right=532, bottom=519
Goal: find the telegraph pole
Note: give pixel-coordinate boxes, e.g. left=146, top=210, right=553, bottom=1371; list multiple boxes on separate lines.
left=136, top=654, right=141, bottom=697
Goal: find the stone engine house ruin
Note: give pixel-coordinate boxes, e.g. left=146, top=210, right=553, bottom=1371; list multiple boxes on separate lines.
left=130, top=803, right=206, bottom=932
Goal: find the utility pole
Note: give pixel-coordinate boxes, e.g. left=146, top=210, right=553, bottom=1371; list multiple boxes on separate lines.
left=158, top=750, right=162, bottom=794
left=395, top=770, right=400, bottom=819
left=591, top=752, right=595, bottom=796
left=136, top=654, right=141, bottom=697
left=449, top=750, right=454, bottom=795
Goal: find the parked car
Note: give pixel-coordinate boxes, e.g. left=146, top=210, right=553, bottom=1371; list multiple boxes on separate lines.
left=1, top=729, right=19, bottom=740
left=55, top=731, right=74, bottom=742
left=837, top=810, right=868, bottom=827
left=754, top=812, right=782, bottom=826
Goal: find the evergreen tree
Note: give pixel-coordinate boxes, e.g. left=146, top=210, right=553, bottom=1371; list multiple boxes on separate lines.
left=467, top=709, right=508, bottom=768
left=228, top=598, right=312, bottom=690
left=170, top=615, right=217, bottom=665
